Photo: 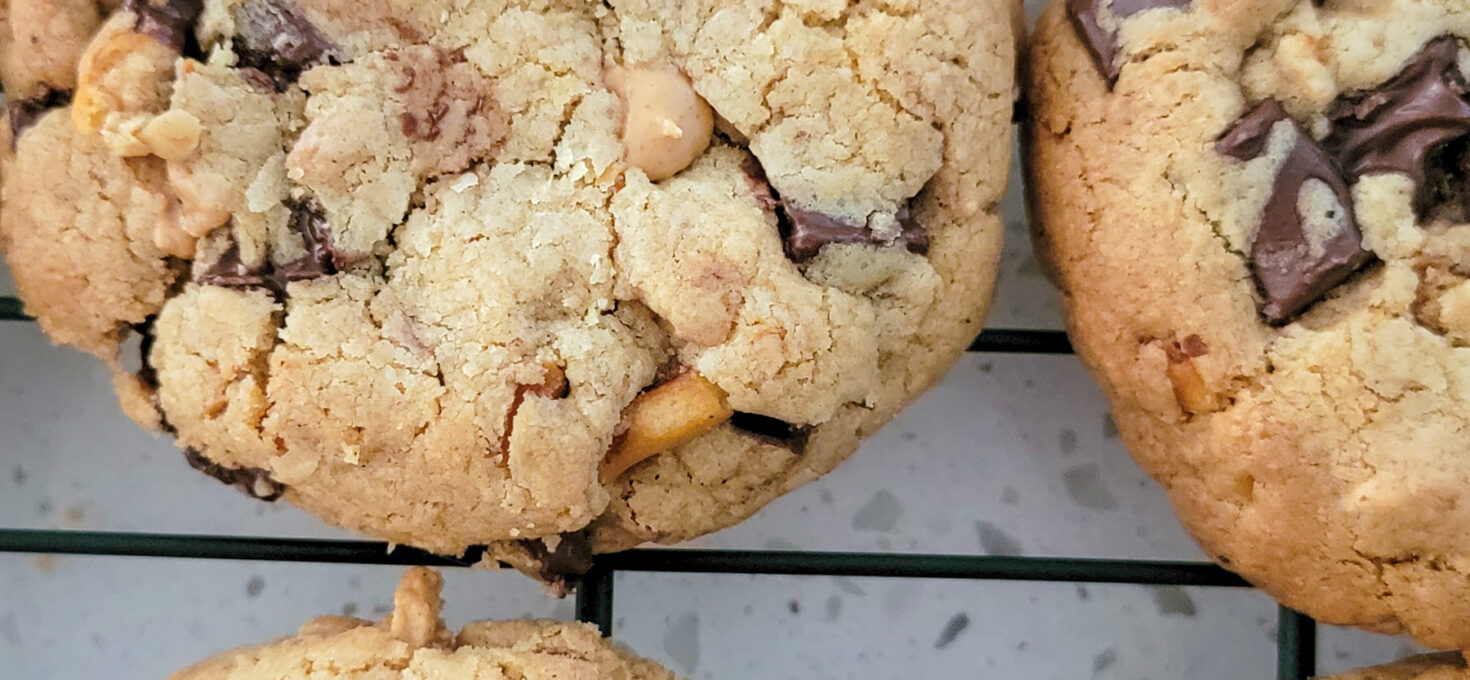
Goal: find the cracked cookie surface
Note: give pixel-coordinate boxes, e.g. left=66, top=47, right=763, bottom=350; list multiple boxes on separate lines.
left=168, top=567, right=679, bottom=680
left=1030, top=0, right=1470, bottom=648
left=0, top=0, right=1015, bottom=573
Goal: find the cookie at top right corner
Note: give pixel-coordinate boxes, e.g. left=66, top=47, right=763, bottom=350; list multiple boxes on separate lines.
left=1027, top=0, right=1470, bottom=649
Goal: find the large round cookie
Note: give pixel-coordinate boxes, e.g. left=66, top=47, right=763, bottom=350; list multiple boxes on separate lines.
left=0, top=0, right=1016, bottom=580
left=1325, top=654, right=1470, bottom=680
left=1029, top=0, right=1470, bottom=647
left=168, top=567, right=678, bottom=679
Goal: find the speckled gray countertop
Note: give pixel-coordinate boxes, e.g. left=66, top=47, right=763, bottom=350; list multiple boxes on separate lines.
left=0, top=3, right=1434, bottom=676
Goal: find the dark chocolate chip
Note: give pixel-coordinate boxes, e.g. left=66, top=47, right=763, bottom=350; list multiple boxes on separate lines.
left=730, top=412, right=812, bottom=453
left=399, top=101, right=455, bottom=141
left=1217, top=99, right=1374, bottom=325
left=288, top=196, right=349, bottom=271
left=197, top=198, right=344, bottom=295
left=1422, top=136, right=1470, bottom=221
left=124, top=0, right=203, bottom=51
left=183, top=448, right=285, bottom=501
left=1066, top=0, right=1191, bottom=84
left=519, top=531, right=593, bottom=592
left=740, top=155, right=781, bottom=214
left=7, top=89, right=72, bottom=147
left=231, top=0, right=335, bottom=90
left=896, top=204, right=931, bottom=256
left=1163, top=334, right=1208, bottom=363
left=132, top=317, right=161, bottom=390
left=1325, top=36, right=1470, bottom=217
left=740, top=155, right=927, bottom=262
left=137, top=315, right=178, bottom=435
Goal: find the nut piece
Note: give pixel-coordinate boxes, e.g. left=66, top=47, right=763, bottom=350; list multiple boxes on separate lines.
left=138, top=108, right=202, bottom=161
left=1164, top=335, right=1219, bottom=416
left=601, top=371, right=733, bottom=483
left=606, top=64, right=713, bottom=182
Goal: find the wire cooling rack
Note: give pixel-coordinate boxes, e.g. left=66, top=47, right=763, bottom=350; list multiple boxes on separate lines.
left=0, top=296, right=1319, bottom=679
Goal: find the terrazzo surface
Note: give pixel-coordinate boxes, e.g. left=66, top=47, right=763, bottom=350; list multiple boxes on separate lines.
left=0, top=2, right=1435, bottom=676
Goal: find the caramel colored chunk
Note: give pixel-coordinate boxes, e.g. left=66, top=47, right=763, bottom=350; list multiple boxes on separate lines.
left=601, top=371, right=732, bottom=483
left=607, top=65, right=713, bottom=182
left=1163, top=335, right=1219, bottom=416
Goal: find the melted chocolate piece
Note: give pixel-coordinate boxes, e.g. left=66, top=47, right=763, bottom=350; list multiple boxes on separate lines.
left=1325, top=37, right=1470, bottom=217
left=288, top=196, right=348, bottom=271
left=1217, top=100, right=1373, bottom=325
left=125, top=0, right=203, bottom=51
left=730, top=412, right=812, bottom=453
left=197, top=198, right=344, bottom=294
left=183, top=448, right=286, bottom=501
left=232, top=0, right=335, bottom=90
left=1423, top=136, right=1470, bottom=221
left=132, top=317, right=161, bottom=390
left=1066, top=0, right=1191, bottom=84
left=740, top=155, right=927, bottom=262
left=519, top=531, right=593, bottom=592
left=7, top=89, right=72, bottom=146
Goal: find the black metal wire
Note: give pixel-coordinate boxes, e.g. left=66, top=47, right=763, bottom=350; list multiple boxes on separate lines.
left=598, top=549, right=1250, bottom=586
left=0, top=530, right=1243, bottom=585
left=1277, top=607, right=1317, bottom=680
left=968, top=328, right=1073, bottom=354
left=1, top=296, right=27, bottom=321
left=575, top=564, right=616, bottom=635
left=0, top=293, right=1317, bottom=676
left=0, top=529, right=488, bottom=566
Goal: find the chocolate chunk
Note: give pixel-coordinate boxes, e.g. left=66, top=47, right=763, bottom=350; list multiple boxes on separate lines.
left=7, top=89, right=72, bottom=146
left=783, top=208, right=882, bottom=261
left=197, top=240, right=266, bottom=289
left=232, top=0, right=335, bottom=90
left=730, top=412, right=812, bottom=453
left=288, top=196, right=349, bottom=271
left=1325, top=36, right=1470, bottom=217
left=1163, top=334, right=1208, bottom=363
left=740, top=155, right=927, bottom=262
left=183, top=448, right=285, bottom=501
left=519, top=531, right=593, bottom=593
left=1422, top=136, right=1470, bottom=221
left=1066, top=0, right=1191, bottom=84
left=197, top=198, right=344, bottom=294
left=125, top=0, right=203, bottom=51
left=1217, top=100, right=1373, bottom=325
left=132, top=317, right=160, bottom=390
left=784, top=208, right=927, bottom=262
left=740, top=155, right=781, bottom=214
left=399, top=102, right=454, bottom=141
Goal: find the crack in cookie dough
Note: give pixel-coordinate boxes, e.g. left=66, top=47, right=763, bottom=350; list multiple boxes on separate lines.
left=0, top=0, right=1014, bottom=567
left=1033, top=0, right=1470, bottom=648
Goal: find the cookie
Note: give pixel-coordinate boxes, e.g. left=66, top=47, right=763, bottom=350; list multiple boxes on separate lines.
left=1324, top=654, right=1469, bottom=680
left=0, top=0, right=1017, bottom=580
left=167, top=567, right=678, bottom=680
left=1029, top=0, right=1470, bottom=647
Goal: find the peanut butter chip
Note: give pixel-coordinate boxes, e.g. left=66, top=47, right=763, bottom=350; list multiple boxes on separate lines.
left=139, top=109, right=202, bottom=160
left=601, top=371, right=733, bottom=483
left=607, top=64, right=713, bottom=182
